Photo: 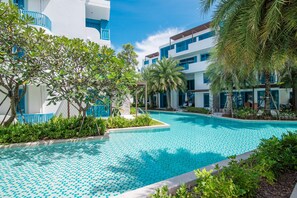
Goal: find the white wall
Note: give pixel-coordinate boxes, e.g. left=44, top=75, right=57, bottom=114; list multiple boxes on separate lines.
left=27, top=86, right=42, bottom=114
left=0, top=86, right=11, bottom=115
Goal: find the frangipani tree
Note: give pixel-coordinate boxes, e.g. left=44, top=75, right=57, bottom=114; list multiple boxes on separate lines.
left=0, top=2, right=47, bottom=126
left=41, top=36, right=112, bottom=118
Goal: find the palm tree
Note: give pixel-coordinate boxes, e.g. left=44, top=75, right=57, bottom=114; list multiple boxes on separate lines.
left=206, top=50, right=257, bottom=116
left=150, top=58, right=186, bottom=109
left=201, top=0, right=297, bottom=115
left=141, top=64, right=156, bottom=108
left=280, top=59, right=297, bottom=112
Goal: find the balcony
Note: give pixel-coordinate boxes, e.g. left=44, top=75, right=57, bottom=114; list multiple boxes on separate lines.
left=168, top=37, right=215, bottom=58
left=20, top=10, right=52, bottom=31
left=183, top=61, right=210, bottom=74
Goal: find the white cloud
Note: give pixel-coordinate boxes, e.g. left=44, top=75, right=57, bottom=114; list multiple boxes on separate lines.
left=134, top=28, right=184, bottom=69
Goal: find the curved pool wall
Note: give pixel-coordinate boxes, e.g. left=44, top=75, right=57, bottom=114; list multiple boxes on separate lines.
left=1, top=112, right=297, bottom=197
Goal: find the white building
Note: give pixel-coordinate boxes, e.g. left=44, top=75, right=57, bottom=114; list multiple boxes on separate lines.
left=0, top=0, right=111, bottom=122
left=142, top=22, right=292, bottom=112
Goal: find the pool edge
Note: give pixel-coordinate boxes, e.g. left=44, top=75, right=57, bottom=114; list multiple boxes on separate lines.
left=149, top=110, right=297, bottom=124
left=0, top=121, right=170, bottom=149
left=115, top=151, right=253, bottom=198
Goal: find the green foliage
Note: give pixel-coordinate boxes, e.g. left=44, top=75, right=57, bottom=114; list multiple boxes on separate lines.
left=194, top=169, right=240, bottom=198
left=0, top=2, right=48, bottom=126
left=233, top=108, right=257, bottom=119
left=250, top=132, right=297, bottom=182
left=130, top=107, right=136, bottom=114
left=149, top=58, right=186, bottom=109
left=106, top=114, right=153, bottom=129
left=185, top=107, right=210, bottom=114
left=152, top=131, right=297, bottom=198
left=151, top=185, right=193, bottom=198
left=117, top=43, right=138, bottom=70
left=0, top=116, right=106, bottom=144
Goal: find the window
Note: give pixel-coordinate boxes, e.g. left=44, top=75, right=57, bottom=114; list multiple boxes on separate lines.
left=179, top=56, right=197, bottom=70
left=203, top=73, right=210, bottom=84
left=198, top=31, right=215, bottom=41
left=187, top=80, right=195, bottom=90
left=204, top=93, right=210, bottom=108
left=144, top=60, right=149, bottom=65
left=152, top=58, right=158, bottom=64
left=160, top=45, right=174, bottom=58
left=259, top=73, right=276, bottom=84
left=200, top=53, right=210, bottom=61
left=176, top=38, right=197, bottom=53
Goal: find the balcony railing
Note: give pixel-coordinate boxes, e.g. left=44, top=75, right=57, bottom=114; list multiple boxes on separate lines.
left=101, top=29, right=110, bottom=40
left=17, top=113, right=54, bottom=124
left=20, top=10, right=52, bottom=31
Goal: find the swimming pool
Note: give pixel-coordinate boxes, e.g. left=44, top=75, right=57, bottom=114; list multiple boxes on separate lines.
left=1, top=111, right=297, bottom=197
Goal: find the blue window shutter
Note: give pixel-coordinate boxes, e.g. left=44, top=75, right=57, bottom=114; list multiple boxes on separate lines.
left=204, top=93, right=210, bottom=108
left=17, top=89, right=25, bottom=114
left=203, top=73, right=209, bottom=84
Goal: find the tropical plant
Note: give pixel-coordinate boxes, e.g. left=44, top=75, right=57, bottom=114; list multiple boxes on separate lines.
left=206, top=51, right=256, bottom=116
left=201, top=0, right=296, bottom=115
left=279, top=59, right=297, bottom=112
left=150, top=58, right=186, bottom=109
left=40, top=36, right=115, bottom=131
left=141, top=64, right=157, bottom=108
left=0, top=116, right=106, bottom=144
left=117, top=43, right=139, bottom=71
left=0, top=2, right=47, bottom=126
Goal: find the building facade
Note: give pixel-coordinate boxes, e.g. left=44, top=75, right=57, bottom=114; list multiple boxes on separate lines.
left=142, top=22, right=292, bottom=112
left=0, top=0, right=111, bottom=122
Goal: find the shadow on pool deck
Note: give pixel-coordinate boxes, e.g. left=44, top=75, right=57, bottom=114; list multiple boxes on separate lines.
left=90, top=148, right=226, bottom=195
left=0, top=139, right=108, bottom=167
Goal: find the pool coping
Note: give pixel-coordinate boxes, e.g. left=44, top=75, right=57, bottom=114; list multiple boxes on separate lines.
left=0, top=119, right=170, bottom=149
left=291, top=183, right=297, bottom=198
left=115, top=151, right=253, bottom=198
left=149, top=110, right=297, bottom=124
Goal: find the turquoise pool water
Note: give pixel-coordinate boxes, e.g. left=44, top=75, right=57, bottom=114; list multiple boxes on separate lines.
left=1, top=112, right=297, bottom=197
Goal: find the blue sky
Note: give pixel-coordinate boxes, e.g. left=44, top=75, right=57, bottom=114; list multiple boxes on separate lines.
left=110, top=0, right=213, bottom=64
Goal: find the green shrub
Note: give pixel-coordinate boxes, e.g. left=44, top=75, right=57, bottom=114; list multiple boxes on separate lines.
left=185, top=107, right=210, bottom=114
left=234, top=107, right=257, bottom=119
left=130, top=107, right=136, bottom=114
left=194, top=168, right=241, bottom=198
left=106, top=114, right=153, bottom=129
left=0, top=116, right=106, bottom=144
left=250, top=132, right=297, bottom=182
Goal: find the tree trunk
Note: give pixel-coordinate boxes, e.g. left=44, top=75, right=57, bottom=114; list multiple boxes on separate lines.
left=4, top=97, right=17, bottom=127
left=166, top=90, right=171, bottom=109
left=292, top=86, right=297, bottom=112
left=4, top=86, right=20, bottom=127
left=264, top=71, right=271, bottom=115
left=149, top=94, right=154, bottom=109
left=226, top=91, right=233, bottom=117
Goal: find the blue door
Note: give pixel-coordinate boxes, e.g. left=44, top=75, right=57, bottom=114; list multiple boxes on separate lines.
left=204, top=93, right=210, bottom=108
left=257, top=90, right=279, bottom=109
left=160, top=93, right=167, bottom=108
left=17, top=89, right=26, bottom=114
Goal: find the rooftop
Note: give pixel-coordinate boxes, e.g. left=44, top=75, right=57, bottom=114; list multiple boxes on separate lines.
left=145, top=52, right=159, bottom=58
left=170, top=22, right=211, bottom=41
